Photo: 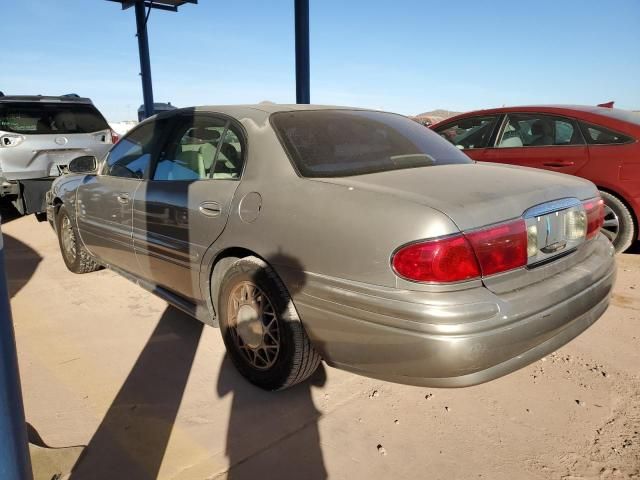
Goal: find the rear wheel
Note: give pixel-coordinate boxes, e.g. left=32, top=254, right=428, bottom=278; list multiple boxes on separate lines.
left=217, top=256, right=321, bottom=391
left=599, top=190, right=636, bottom=253
left=56, top=206, right=100, bottom=274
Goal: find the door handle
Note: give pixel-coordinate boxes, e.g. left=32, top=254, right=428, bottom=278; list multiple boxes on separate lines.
left=199, top=201, right=222, bottom=217
left=116, top=193, right=130, bottom=204
left=543, top=161, right=575, bottom=167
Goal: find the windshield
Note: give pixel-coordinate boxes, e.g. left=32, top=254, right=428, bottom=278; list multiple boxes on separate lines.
left=271, top=110, right=471, bottom=178
left=0, top=102, right=110, bottom=134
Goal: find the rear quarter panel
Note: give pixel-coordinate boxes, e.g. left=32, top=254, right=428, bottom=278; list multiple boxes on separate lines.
left=200, top=117, right=461, bottom=292
left=581, top=142, right=640, bottom=238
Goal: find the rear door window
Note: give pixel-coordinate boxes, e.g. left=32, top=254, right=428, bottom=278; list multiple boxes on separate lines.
left=271, top=110, right=471, bottom=178
left=579, top=122, right=633, bottom=145
left=434, top=115, right=500, bottom=150
left=152, top=114, right=245, bottom=181
left=0, top=102, right=110, bottom=134
left=497, top=114, right=584, bottom=148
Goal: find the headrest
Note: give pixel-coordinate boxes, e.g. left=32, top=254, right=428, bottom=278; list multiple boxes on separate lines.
left=221, top=143, right=238, bottom=160
left=189, top=127, right=220, bottom=142
left=531, top=120, right=552, bottom=136
left=54, top=112, right=77, bottom=131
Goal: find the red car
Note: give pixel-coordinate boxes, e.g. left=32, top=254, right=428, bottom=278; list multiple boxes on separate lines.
left=431, top=105, right=640, bottom=252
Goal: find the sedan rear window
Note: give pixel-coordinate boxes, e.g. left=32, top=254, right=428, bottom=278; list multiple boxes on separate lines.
left=271, top=110, right=471, bottom=177
left=0, top=102, right=110, bottom=135
left=579, top=121, right=633, bottom=145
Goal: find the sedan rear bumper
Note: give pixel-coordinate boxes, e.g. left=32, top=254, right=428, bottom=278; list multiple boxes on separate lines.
left=291, top=235, right=616, bottom=387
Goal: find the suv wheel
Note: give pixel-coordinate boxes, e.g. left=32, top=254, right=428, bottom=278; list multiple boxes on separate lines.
left=599, top=190, right=636, bottom=253
left=56, top=206, right=101, bottom=274
left=217, top=256, right=321, bottom=391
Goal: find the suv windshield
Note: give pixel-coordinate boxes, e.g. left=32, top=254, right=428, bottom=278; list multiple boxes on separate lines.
left=0, top=102, right=110, bottom=134
left=271, top=110, right=471, bottom=177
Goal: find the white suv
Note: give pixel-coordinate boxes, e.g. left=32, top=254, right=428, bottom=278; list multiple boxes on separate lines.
left=0, top=93, right=116, bottom=217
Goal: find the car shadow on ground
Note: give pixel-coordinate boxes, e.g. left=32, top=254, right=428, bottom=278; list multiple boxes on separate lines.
left=0, top=200, right=22, bottom=224
left=217, top=357, right=327, bottom=480
left=69, top=306, right=204, bottom=480
left=215, top=251, right=327, bottom=479
left=2, top=233, right=42, bottom=298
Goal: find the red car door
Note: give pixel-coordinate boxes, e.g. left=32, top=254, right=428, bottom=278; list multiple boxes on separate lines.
left=480, top=113, right=590, bottom=175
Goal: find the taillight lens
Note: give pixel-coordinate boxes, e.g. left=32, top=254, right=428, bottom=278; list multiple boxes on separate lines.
left=110, top=130, right=120, bottom=144
left=465, top=219, right=528, bottom=276
left=584, top=198, right=604, bottom=239
left=392, top=219, right=528, bottom=283
left=392, top=235, right=480, bottom=283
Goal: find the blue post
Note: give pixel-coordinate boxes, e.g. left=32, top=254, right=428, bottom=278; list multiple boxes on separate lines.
left=0, top=224, right=33, bottom=480
left=135, top=0, right=155, bottom=119
left=295, top=0, right=310, bottom=104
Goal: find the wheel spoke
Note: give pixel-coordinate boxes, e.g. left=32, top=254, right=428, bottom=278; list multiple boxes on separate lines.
left=601, top=228, right=616, bottom=241
left=227, top=280, right=281, bottom=370
left=265, top=330, right=279, bottom=345
left=264, top=317, right=277, bottom=330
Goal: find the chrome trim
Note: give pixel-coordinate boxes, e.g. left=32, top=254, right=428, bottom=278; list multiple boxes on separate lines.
left=523, top=198, right=581, bottom=218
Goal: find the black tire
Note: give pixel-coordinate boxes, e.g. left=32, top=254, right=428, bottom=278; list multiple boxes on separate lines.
left=217, top=256, right=321, bottom=391
left=599, top=190, right=636, bottom=253
left=56, top=206, right=101, bottom=274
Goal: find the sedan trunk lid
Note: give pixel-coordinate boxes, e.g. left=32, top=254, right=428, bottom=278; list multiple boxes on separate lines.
left=314, top=162, right=602, bottom=293
left=316, top=162, right=598, bottom=231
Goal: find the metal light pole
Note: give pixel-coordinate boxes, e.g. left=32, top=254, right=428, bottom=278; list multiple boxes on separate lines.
left=0, top=224, right=33, bottom=480
left=106, top=0, right=197, bottom=119
left=134, top=0, right=155, bottom=119
left=295, top=0, right=310, bottom=104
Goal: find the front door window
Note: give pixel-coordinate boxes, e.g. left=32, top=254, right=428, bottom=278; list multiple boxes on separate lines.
left=436, top=116, right=500, bottom=150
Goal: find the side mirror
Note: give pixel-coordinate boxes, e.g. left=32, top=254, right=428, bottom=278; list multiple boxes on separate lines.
left=68, top=156, right=97, bottom=174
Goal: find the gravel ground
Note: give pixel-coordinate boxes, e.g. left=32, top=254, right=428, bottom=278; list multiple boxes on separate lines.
left=3, top=211, right=639, bottom=480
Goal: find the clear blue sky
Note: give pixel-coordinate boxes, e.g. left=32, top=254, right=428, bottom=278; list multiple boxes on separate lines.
left=3, top=0, right=639, bottom=121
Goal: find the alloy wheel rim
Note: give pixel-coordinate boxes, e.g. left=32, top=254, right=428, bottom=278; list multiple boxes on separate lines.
left=61, top=216, right=77, bottom=263
left=228, top=281, right=280, bottom=370
left=601, top=204, right=619, bottom=243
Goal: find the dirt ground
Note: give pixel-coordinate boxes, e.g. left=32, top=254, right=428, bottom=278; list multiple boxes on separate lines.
left=2, top=210, right=639, bottom=480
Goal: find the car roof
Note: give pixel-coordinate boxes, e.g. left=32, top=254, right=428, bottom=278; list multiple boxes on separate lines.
left=451, top=104, right=626, bottom=115
left=435, top=105, right=640, bottom=131
left=0, top=94, right=93, bottom=104
left=160, top=104, right=369, bottom=123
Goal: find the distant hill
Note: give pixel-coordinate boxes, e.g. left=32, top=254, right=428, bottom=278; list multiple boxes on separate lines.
left=411, top=109, right=461, bottom=126
left=415, top=109, right=461, bottom=118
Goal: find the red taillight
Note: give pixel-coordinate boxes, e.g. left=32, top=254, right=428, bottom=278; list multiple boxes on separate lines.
left=465, top=219, right=527, bottom=276
left=392, top=219, right=527, bottom=283
left=392, top=235, right=480, bottom=283
left=584, top=198, right=604, bottom=239
left=110, top=130, right=120, bottom=144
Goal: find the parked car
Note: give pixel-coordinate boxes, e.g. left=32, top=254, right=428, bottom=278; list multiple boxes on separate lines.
left=47, top=105, right=615, bottom=391
left=431, top=105, right=640, bottom=252
left=0, top=93, right=116, bottom=217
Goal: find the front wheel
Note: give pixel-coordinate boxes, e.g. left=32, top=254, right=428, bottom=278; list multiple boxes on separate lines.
left=56, top=206, right=101, bottom=274
left=217, top=256, right=321, bottom=391
left=599, top=190, right=636, bottom=253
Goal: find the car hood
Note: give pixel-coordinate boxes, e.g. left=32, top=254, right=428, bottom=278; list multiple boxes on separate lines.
left=312, top=162, right=598, bottom=231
